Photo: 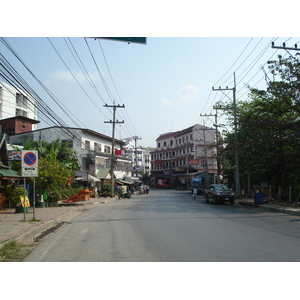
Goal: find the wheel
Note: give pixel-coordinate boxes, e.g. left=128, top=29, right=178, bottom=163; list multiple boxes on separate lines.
left=230, top=199, right=234, bottom=205
left=213, top=195, right=218, bottom=205
left=205, top=194, right=209, bottom=202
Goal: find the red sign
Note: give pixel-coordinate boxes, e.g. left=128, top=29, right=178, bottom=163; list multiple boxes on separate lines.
left=189, top=159, right=199, bottom=165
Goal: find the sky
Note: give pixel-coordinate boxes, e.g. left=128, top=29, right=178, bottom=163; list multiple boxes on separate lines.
left=2, top=1, right=300, bottom=295
left=1, top=3, right=300, bottom=150
left=2, top=36, right=300, bottom=148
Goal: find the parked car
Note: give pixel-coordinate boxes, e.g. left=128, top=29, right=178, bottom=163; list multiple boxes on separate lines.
left=204, top=184, right=235, bottom=205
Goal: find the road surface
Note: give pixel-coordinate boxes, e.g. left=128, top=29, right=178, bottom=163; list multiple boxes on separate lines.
left=23, top=188, right=300, bottom=262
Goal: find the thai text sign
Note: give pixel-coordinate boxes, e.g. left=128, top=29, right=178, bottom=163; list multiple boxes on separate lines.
left=21, top=150, right=38, bottom=177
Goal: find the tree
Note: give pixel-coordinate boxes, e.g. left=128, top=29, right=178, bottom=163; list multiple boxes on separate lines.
left=218, top=54, right=300, bottom=200
left=10, top=138, right=80, bottom=203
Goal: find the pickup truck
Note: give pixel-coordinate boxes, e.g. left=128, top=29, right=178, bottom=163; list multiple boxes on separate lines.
left=204, top=184, right=235, bottom=205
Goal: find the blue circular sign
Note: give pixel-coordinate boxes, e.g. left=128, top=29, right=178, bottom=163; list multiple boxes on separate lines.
left=23, top=152, right=37, bottom=166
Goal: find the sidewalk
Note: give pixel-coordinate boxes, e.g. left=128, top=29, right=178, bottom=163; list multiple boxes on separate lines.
left=238, top=198, right=300, bottom=216
left=0, top=196, right=114, bottom=249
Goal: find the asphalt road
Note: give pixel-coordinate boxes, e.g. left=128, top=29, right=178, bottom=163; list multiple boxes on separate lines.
left=23, top=188, right=300, bottom=262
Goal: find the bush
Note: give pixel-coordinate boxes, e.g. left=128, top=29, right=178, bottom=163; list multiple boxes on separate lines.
left=5, top=186, right=27, bottom=206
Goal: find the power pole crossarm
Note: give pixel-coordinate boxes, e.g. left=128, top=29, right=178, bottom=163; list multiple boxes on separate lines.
left=271, top=42, right=299, bottom=51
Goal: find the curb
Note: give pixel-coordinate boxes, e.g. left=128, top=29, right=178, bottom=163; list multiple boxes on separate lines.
left=239, top=201, right=300, bottom=216
left=0, top=202, right=98, bottom=249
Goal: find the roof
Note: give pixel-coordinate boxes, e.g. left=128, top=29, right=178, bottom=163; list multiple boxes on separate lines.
left=9, top=126, right=125, bottom=145
left=174, top=125, right=195, bottom=138
left=0, top=116, right=40, bottom=124
left=0, top=167, right=21, bottom=178
left=156, top=132, right=177, bottom=141
left=96, top=168, right=113, bottom=179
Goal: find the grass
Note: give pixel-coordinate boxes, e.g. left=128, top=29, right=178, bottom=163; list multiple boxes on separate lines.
left=0, top=240, right=37, bottom=262
left=19, top=218, right=41, bottom=223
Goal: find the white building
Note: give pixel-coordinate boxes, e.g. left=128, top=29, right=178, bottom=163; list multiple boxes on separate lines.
left=8, top=126, right=132, bottom=180
left=0, top=81, right=38, bottom=129
left=151, top=124, right=219, bottom=187
left=123, top=139, right=152, bottom=176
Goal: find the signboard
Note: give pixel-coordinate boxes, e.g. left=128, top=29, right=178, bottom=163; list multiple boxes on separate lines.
left=20, top=196, right=30, bottom=207
left=8, top=150, right=22, bottom=161
left=75, top=171, right=88, bottom=180
left=21, top=150, right=38, bottom=177
left=97, top=37, right=147, bottom=44
left=189, top=159, right=199, bottom=165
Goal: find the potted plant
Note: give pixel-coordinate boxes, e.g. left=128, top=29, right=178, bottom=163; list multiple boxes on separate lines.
left=5, top=185, right=29, bottom=213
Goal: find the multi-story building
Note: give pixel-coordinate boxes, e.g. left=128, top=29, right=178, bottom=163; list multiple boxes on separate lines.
left=123, top=138, right=152, bottom=176
left=0, top=81, right=38, bottom=128
left=8, top=126, right=132, bottom=181
left=150, top=124, right=220, bottom=188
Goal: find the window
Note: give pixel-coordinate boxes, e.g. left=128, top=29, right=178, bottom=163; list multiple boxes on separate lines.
left=94, top=143, right=101, bottom=152
left=158, top=142, right=161, bottom=148
left=85, top=140, right=90, bottom=150
left=104, top=145, right=111, bottom=153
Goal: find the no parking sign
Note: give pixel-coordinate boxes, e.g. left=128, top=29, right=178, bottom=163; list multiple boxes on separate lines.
left=21, top=150, right=38, bottom=177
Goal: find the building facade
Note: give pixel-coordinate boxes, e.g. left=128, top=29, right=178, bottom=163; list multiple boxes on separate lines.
left=8, top=126, right=132, bottom=180
left=150, top=124, right=220, bottom=188
left=0, top=81, right=38, bottom=129
left=123, top=138, right=152, bottom=176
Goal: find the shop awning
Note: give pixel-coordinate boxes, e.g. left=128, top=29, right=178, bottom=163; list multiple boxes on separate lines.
left=96, top=168, right=113, bottom=179
left=116, top=179, right=134, bottom=185
left=0, top=165, right=22, bottom=179
left=75, top=174, right=101, bottom=184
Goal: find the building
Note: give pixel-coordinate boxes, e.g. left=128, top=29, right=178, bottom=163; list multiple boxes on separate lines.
left=123, top=138, right=152, bottom=176
left=150, top=124, right=220, bottom=188
left=8, top=126, right=132, bottom=181
left=0, top=81, right=38, bottom=129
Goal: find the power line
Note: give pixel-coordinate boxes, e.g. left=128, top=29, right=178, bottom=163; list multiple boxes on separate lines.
left=47, top=37, right=110, bottom=120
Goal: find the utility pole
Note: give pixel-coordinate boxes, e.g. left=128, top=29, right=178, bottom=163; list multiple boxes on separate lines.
left=104, top=103, right=125, bottom=197
left=202, top=120, right=209, bottom=186
left=133, top=136, right=142, bottom=177
left=212, top=72, right=241, bottom=198
left=199, top=113, right=220, bottom=183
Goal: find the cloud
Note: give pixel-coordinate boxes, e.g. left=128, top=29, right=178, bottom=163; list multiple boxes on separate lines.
left=159, top=84, right=200, bottom=107
left=49, top=70, right=99, bottom=83
left=178, top=85, right=200, bottom=99
left=159, top=97, right=174, bottom=107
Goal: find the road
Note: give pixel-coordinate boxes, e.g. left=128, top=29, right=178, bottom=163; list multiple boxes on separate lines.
left=23, top=188, right=300, bottom=262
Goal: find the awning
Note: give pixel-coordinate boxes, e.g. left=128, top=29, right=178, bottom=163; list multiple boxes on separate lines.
left=116, top=179, right=134, bottom=185
left=75, top=174, right=101, bottom=184
left=96, top=168, right=112, bottom=179
left=0, top=167, right=22, bottom=179
left=114, top=171, right=127, bottom=180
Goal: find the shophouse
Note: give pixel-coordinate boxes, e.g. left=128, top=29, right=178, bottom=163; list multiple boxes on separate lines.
left=150, top=124, right=220, bottom=188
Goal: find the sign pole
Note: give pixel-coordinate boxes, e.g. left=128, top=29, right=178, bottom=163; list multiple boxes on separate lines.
left=23, top=177, right=26, bottom=221
left=21, top=150, right=39, bottom=221
left=33, top=178, right=36, bottom=220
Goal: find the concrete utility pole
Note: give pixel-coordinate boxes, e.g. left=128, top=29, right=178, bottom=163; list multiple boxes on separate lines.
left=202, top=120, right=209, bottom=186
left=199, top=113, right=220, bottom=183
left=104, top=103, right=125, bottom=197
left=133, top=136, right=142, bottom=177
left=212, top=73, right=241, bottom=198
